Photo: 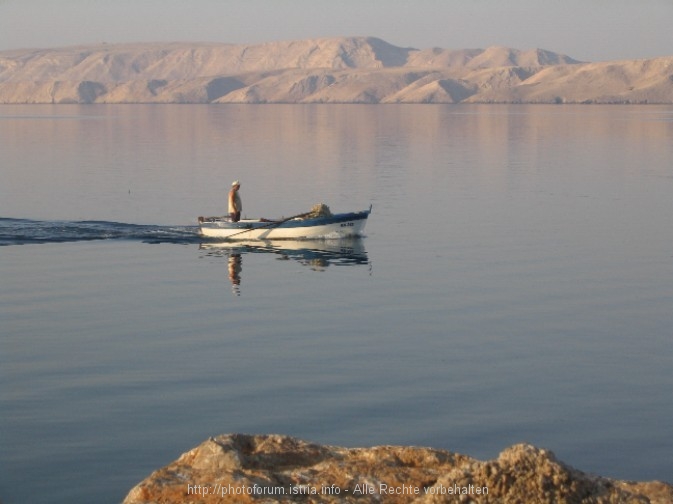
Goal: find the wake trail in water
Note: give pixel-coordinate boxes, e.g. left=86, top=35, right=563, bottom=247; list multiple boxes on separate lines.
left=0, top=218, right=202, bottom=246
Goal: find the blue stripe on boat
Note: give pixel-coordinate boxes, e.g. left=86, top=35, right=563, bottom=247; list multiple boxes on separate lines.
left=281, top=211, right=369, bottom=228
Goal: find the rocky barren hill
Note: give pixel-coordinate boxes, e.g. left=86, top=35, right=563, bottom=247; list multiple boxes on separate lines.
left=123, top=434, right=672, bottom=503
left=1, top=37, right=672, bottom=104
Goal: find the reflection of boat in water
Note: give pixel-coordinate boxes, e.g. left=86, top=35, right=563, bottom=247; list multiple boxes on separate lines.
left=200, top=238, right=370, bottom=295
left=199, top=238, right=369, bottom=269
left=198, top=207, right=371, bottom=240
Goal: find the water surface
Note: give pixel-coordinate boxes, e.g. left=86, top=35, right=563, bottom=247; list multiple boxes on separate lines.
left=1, top=104, right=672, bottom=503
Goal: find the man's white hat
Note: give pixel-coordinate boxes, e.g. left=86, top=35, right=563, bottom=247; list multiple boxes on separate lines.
left=232, top=180, right=240, bottom=186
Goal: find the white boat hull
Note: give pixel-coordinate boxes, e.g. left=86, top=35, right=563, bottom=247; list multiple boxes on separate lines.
left=198, top=209, right=370, bottom=240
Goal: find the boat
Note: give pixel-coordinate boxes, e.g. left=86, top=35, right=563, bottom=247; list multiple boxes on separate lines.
left=198, top=205, right=371, bottom=240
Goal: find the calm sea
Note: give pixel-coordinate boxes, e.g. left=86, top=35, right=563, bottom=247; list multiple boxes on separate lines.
left=1, top=104, right=672, bottom=503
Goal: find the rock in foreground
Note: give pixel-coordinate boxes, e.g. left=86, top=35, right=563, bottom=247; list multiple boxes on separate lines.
left=123, top=434, right=672, bottom=503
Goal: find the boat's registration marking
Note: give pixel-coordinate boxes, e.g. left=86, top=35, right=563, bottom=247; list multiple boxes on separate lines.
left=341, top=222, right=354, bottom=227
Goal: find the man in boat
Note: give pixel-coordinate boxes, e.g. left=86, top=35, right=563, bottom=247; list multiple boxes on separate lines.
left=228, top=180, right=242, bottom=222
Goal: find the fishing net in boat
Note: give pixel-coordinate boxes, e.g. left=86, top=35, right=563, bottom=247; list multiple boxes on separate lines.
left=306, top=203, right=332, bottom=218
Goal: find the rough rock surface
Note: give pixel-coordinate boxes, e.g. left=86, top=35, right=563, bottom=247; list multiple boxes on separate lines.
left=123, top=434, right=672, bottom=503
left=2, top=37, right=673, bottom=104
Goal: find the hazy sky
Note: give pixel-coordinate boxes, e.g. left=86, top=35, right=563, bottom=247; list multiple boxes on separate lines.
left=1, top=0, right=671, bottom=62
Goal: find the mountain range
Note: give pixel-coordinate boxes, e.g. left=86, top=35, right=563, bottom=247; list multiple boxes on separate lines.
left=1, top=36, right=672, bottom=104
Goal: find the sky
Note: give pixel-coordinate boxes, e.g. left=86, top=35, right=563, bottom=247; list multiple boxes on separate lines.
left=0, top=0, right=671, bottom=62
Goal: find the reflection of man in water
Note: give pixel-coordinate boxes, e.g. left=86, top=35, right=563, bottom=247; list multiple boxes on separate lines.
left=228, top=254, right=242, bottom=295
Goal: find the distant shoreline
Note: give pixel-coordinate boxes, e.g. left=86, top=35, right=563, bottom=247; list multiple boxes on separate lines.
left=2, top=37, right=672, bottom=105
